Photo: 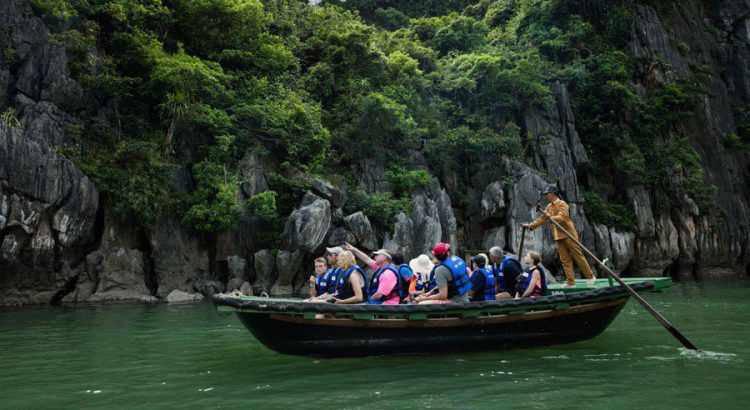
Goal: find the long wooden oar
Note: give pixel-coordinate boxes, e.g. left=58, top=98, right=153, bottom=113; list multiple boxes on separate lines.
left=536, top=205, right=699, bottom=350
left=517, top=226, right=527, bottom=260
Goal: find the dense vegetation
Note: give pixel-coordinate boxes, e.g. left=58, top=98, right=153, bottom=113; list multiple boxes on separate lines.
left=21, top=0, right=729, bottom=240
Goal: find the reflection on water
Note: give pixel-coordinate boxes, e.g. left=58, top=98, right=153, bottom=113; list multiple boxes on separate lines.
left=1, top=280, right=749, bottom=409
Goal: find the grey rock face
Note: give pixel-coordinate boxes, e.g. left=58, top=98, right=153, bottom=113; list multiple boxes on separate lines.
left=253, top=249, right=276, bottom=292
left=237, top=151, right=267, bottom=198
left=149, top=217, right=209, bottom=297
left=327, top=227, right=355, bottom=246
left=480, top=182, right=506, bottom=221
left=271, top=250, right=303, bottom=295
left=384, top=179, right=457, bottom=258
left=482, top=227, right=506, bottom=251
left=226, top=255, right=247, bottom=280
left=344, top=211, right=378, bottom=250
left=312, top=178, right=347, bottom=208
left=84, top=248, right=150, bottom=302
left=282, top=196, right=331, bottom=252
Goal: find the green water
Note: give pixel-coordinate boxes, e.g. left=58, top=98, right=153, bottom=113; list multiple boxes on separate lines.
left=1, top=281, right=748, bottom=409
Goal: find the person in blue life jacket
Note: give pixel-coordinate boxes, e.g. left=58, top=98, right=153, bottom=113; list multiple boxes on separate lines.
left=346, top=244, right=403, bottom=305
left=515, top=250, right=548, bottom=299
left=414, top=243, right=472, bottom=304
left=329, top=251, right=368, bottom=304
left=307, top=246, right=345, bottom=302
left=307, top=257, right=329, bottom=299
left=468, top=255, right=495, bottom=302
left=392, top=253, right=416, bottom=301
left=408, top=254, right=437, bottom=300
left=489, top=246, right=524, bottom=300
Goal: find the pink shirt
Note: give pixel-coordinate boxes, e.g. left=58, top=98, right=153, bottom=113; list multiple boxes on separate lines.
left=367, top=261, right=400, bottom=305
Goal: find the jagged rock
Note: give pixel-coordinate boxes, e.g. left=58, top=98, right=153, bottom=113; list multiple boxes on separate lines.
left=327, top=227, right=355, bottom=246
left=627, top=186, right=656, bottom=238
left=331, top=208, right=344, bottom=225
left=237, top=151, right=267, bottom=198
left=195, top=280, right=225, bottom=297
left=355, top=159, right=389, bottom=193
left=140, top=296, right=159, bottom=304
left=593, top=224, right=613, bottom=265
left=383, top=212, right=414, bottom=256
left=312, top=178, right=346, bottom=208
left=271, top=250, right=303, bottom=295
left=85, top=248, right=150, bottom=302
left=240, top=281, right=254, bottom=296
left=481, top=182, right=506, bottom=221
left=0, top=189, right=9, bottom=228
left=226, top=278, right=244, bottom=292
left=482, top=227, right=506, bottom=251
left=149, top=217, right=209, bottom=297
left=226, top=255, right=247, bottom=280
left=610, top=229, right=635, bottom=272
left=253, top=249, right=276, bottom=292
left=6, top=193, right=42, bottom=234
left=282, top=196, right=331, bottom=252
left=165, top=290, right=204, bottom=303
left=344, top=211, right=378, bottom=250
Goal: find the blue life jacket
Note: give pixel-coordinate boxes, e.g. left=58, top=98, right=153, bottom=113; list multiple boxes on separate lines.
left=472, top=268, right=495, bottom=301
left=516, top=264, right=548, bottom=297
left=397, top=264, right=414, bottom=298
left=439, top=255, right=472, bottom=297
left=335, top=266, right=369, bottom=302
left=369, top=264, right=402, bottom=304
left=493, top=256, right=522, bottom=293
left=318, top=268, right=341, bottom=295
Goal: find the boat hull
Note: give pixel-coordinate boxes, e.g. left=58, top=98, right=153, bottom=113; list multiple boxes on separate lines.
left=235, top=297, right=628, bottom=357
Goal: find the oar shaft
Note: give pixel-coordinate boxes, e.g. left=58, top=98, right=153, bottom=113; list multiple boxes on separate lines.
left=517, top=226, right=527, bottom=259
left=541, top=210, right=699, bottom=350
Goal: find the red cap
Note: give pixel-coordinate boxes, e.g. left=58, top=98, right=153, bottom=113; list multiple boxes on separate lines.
left=431, top=242, right=450, bottom=256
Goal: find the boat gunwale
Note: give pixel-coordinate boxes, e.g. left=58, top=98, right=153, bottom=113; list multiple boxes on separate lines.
left=264, top=297, right=629, bottom=328
left=212, top=282, right=656, bottom=317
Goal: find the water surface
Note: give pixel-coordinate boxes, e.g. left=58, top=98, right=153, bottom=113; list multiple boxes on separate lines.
left=1, top=281, right=748, bottom=409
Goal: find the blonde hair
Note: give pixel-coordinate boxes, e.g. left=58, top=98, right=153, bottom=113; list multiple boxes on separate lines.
left=527, top=250, right=542, bottom=265
left=478, top=253, right=489, bottom=267
left=337, top=251, right=356, bottom=270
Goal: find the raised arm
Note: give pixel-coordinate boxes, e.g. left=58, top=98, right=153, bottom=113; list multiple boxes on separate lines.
left=346, top=243, right=373, bottom=265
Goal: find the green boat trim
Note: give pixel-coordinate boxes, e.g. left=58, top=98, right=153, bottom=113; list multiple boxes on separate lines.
left=213, top=280, right=664, bottom=321
left=547, top=277, right=672, bottom=294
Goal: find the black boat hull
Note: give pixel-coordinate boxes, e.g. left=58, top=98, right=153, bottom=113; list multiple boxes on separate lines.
left=235, top=298, right=628, bottom=357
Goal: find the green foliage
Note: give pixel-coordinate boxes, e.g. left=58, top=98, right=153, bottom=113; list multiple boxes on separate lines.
left=3, top=42, right=17, bottom=66
left=74, top=140, right=173, bottom=227
left=180, top=135, right=242, bottom=232
left=0, top=108, right=22, bottom=130
left=582, top=190, right=637, bottom=231
left=245, top=191, right=278, bottom=221
left=385, top=165, right=432, bottom=196
left=29, top=0, right=78, bottom=23
left=346, top=189, right=411, bottom=230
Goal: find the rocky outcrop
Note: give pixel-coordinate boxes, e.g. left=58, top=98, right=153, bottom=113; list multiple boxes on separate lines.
left=344, top=211, right=378, bottom=250
left=282, top=194, right=331, bottom=253
left=253, top=249, right=276, bottom=293
left=270, top=250, right=303, bottom=295
left=149, top=217, right=209, bottom=297
left=384, top=178, right=458, bottom=257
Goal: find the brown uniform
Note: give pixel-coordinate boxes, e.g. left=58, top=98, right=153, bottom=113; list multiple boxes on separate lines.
left=528, top=199, right=594, bottom=285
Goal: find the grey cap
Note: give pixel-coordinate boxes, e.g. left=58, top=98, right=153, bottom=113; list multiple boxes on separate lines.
left=325, top=246, right=344, bottom=255
left=541, top=184, right=559, bottom=195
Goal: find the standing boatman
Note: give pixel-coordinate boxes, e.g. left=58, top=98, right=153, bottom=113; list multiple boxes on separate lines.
left=522, top=185, right=596, bottom=288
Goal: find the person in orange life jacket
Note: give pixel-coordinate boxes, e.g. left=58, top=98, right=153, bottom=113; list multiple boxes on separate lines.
left=489, top=246, right=523, bottom=300
left=515, top=251, right=548, bottom=299
left=346, top=243, right=402, bottom=305
left=468, top=255, right=495, bottom=302
left=330, top=251, right=367, bottom=304
left=522, top=185, right=596, bottom=288
left=414, top=243, right=472, bottom=304
left=408, top=254, right=436, bottom=299
left=307, top=257, right=328, bottom=299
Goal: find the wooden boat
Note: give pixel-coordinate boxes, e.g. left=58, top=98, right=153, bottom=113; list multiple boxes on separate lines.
left=211, top=278, right=671, bottom=357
